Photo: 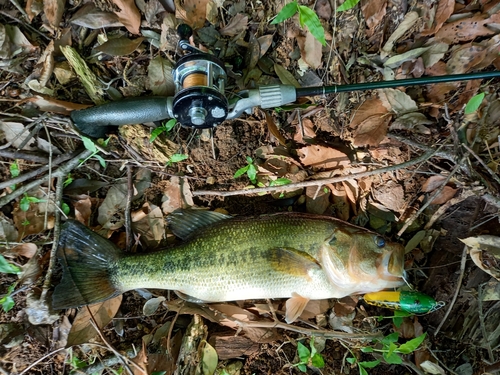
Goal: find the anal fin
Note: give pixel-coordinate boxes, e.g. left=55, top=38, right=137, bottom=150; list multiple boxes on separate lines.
left=285, top=293, right=310, bottom=323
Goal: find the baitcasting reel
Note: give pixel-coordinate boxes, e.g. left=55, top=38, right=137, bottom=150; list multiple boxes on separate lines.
left=71, top=24, right=500, bottom=138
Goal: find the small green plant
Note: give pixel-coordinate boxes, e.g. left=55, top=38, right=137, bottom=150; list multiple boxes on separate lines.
left=150, top=119, right=177, bottom=142
left=347, top=332, right=427, bottom=374
left=464, top=92, right=485, bottom=114
left=377, top=310, right=413, bottom=328
left=166, top=153, right=188, bottom=167
left=234, top=156, right=258, bottom=184
left=271, top=1, right=326, bottom=46
left=337, top=0, right=361, bottom=12
left=9, top=160, right=19, bottom=190
left=294, top=337, right=325, bottom=372
left=64, top=173, right=74, bottom=187
left=0, top=255, right=21, bottom=313
left=269, top=178, right=292, bottom=187
left=19, top=193, right=46, bottom=212
left=80, top=136, right=110, bottom=168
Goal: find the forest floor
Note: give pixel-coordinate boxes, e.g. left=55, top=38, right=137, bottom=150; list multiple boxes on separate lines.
left=1, top=0, right=500, bottom=374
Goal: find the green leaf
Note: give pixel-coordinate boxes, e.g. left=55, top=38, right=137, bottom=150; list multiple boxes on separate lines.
left=359, top=360, right=380, bottom=369
left=151, top=372, right=167, bottom=375
left=298, top=5, right=326, bottom=46
left=245, top=156, right=254, bottom=164
left=297, top=363, right=307, bottom=373
left=381, top=332, right=399, bottom=346
left=10, top=161, right=19, bottom=178
left=150, top=127, right=165, bottom=142
left=64, top=174, right=74, bottom=187
left=397, top=333, right=426, bottom=354
left=393, top=316, right=403, bottom=328
left=0, top=254, right=21, bottom=274
left=387, top=342, right=398, bottom=357
left=359, top=365, right=369, bottom=375
left=234, top=165, right=249, bottom=179
left=201, top=341, right=218, bottom=375
left=297, top=342, right=311, bottom=363
left=271, top=1, right=298, bottom=24
left=383, top=351, right=402, bottom=365
left=164, top=118, right=177, bottom=131
left=95, top=154, right=106, bottom=168
left=0, top=295, right=15, bottom=313
left=62, top=202, right=70, bottom=215
left=346, top=357, right=356, bottom=365
left=169, top=154, right=188, bottom=163
left=311, top=353, right=325, bottom=368
left=81, top=136, right=97, bottom=153
left=269, top=178, right=292, bottom=187
left=98, top=137, right=111, bottom=147
left=361, top=346, right=374, bottom=353
left=247, top=164, right=257, bottom=183
left=337, top=0, right=361, bottom=12
left=20, top=195, right=30, bottom=212
left=464, top=92, right=485, bottom=114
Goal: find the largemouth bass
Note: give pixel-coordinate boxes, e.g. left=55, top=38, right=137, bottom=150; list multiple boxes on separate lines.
left=52, top=210, right=405, bottom=323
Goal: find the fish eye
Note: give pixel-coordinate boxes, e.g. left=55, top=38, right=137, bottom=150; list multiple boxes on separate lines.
left=374, top=236, right=386, bottom=248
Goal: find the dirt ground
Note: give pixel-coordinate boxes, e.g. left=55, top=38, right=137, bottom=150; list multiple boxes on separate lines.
left=1, top=0, right=500, bottom=374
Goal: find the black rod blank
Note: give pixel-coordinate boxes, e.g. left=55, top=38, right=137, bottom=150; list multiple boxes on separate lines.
left=295, top=71, right=500, bottom=98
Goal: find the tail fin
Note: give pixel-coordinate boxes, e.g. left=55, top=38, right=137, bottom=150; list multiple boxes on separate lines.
left=52, top=220, right=122, bottom=309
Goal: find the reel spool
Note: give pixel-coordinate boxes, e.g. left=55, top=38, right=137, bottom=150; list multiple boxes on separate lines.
left=172, top=53, right=228, bottom=128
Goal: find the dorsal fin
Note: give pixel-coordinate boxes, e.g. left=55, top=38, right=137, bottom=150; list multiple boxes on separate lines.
left=166, top=208, right=231, bottom=240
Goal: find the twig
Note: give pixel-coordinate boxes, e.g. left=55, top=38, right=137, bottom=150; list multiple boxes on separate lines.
left=76, top=347, right=140, bottom=374
left=0, top=149, right=93, bottom=206
left=87, top=308, right=145, bottom=375
left=19, top=347, right=68, bottom=375
left=193, top=150, right=436, bottom=197
left=434, top=244, right=468, bottom=336
left=0, top=149, right=82, bottom=191
left=478, top=283, right=495, bottom=363
left=0, top=149, right=49, bottom=163
left=482, top=193, right=500, bottom=209
left=125, top=165, right=133, bottom=251
left=397, top=160, right=464, bottom=236
left=40, top=177, right=64, bottom=302
left=462, top=143, right=500, bottom=186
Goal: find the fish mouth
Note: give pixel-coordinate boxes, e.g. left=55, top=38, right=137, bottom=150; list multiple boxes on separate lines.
left=378, top=247, right=405, bottom=281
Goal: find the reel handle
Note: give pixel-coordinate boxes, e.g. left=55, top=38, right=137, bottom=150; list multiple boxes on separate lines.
left=71, top=96, right=173, bottom=138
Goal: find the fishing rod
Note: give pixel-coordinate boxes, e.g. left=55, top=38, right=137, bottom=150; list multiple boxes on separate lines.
left=71, top=24, right=500, bottom=138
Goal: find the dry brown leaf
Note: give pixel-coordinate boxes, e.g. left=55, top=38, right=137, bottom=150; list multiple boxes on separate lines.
left=274, top=63, right=301, bottom=88
left=175, top=0, right=210, bottom=29
left=372, top=180, right=405, bottom=213
left=461, top=235, right=500, bottom=280
left=98, top=184, right=127, bottom=230
left=74, top=196, right=92, bottom=225
left=315, top=0, right=332, bottom=20
left=66, top=296, right=123, bottom=347
left=422, top=175, right=446, bottom=192
left=382, top=11, right=419, bottom=56
left=429, top=186, right=457, bottom=204
left=421, top=0, right=454, bottom=35
left=378, top=88, right=418, bottom=114
left=26, top=95, right=90, bottom=115
left=298, top=145, right=350, bottom=170
left=161, top=176, right=194, bottom=214
left=111, top=0, right=141, bottom=34
left=434, top=12, right=500, bottom=44
left=305, top=185, right=330, bottom=215
left=294, top=118, right=316, bottom=142
left=361, top=0, right=387, bottom=37
left=258, top=35, right=273, bottom=58
left=95, top=37, right=144, bottom=56
left=219, top=13, right=248, bottom=36
left=132, top=203, right=165, bottom=248
left=70, top=3, right=123, bottom=29
left=12, top=204, right=55, bottom=241
left=44, top=0, right=65, bottom=29
left=25, top=0, right=43, bottom=22
left=352, top=114, right=391, bottom=147
left=350, top=98, right=389, bottom=126
left=446, top=44, right=487, bottom=74
left=11, top=243, right=37, bottom=258
left=297, top=30, right=322, bottom=69
left=264, top=111, right=286, bottom=146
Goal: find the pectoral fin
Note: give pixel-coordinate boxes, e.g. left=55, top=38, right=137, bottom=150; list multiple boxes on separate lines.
left=285, top=293, right=310, bottom=323
left=268, top=247, right=322, bottom=279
